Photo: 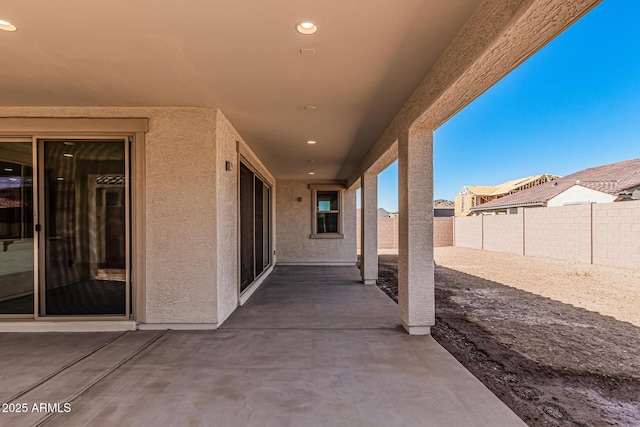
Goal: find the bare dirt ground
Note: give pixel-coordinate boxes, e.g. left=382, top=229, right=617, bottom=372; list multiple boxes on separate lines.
left=377, top=247, right=640, bottom=427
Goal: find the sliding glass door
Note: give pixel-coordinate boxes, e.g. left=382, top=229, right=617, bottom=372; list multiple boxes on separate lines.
left=239, top=162, right=271, bottom=293
left=0, top=140, right=34, bottom=315
left=0, top=137, right=132, bottom=320
left=39, top=139, right=129, bottom=317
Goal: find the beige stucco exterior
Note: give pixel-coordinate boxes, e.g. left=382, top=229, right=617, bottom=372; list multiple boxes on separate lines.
left=0, top=107, right=275, bottom=328
left=0, top=0, right=603, bottom=333
left=215, top=112, right=275, bottom=325
left=276, top=180, right=357, bottom=265
left=547, top=185, right=617, bottom=207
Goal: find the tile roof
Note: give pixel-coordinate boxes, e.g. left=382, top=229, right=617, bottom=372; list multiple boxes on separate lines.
left=434, top=199, right=455, bottom=209
left=472, top=158, right=640, bottom=211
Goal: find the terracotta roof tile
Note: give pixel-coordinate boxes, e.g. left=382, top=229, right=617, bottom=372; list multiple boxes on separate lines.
left=434, top=199, right=455, bottom=208
left=472, top=158, right=640, bottom=211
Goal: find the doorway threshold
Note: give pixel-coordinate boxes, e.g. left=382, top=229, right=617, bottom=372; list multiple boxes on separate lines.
left=0, top=320, right=136, bottom=333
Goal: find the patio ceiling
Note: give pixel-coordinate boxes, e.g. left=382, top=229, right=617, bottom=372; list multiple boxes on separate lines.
left=0, top=0, right=481, bottom=180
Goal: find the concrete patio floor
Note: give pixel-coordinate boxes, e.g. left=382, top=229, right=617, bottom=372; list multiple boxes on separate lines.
left=0, top=266, right=526, bottom=426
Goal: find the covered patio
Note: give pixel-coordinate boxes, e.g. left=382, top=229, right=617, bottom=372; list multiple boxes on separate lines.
left=0, top=0, right=602, bottom=335
left=1, top=265, right=525, bottom=426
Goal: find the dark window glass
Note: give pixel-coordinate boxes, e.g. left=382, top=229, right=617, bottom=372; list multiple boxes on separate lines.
left=240, top=164, right=255, bottom=291
left=317, top=213, right=339, bottom=234
left=42, top=140, right=126, bottom=316
left=254, top=175, right=264, bottom=277
left=315, top=190, right=339, bottom=233
left=240, top=164, right=271, bottom=292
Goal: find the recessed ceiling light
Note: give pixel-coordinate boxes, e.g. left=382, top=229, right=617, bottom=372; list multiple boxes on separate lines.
left=0, top=19, right=17, bottom=32
left=4, top=168, right=13, bottom=172
left=57, top=177, right=65, bottom=181
left=296, top=21, right=318, bottom=35
left=306, top=140, right=317, bottom=145
left=63, top=153, right=74, bottom=158
left=308, top=172, right=315, bottom=175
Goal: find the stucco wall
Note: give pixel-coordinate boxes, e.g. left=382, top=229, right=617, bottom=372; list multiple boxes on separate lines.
left=215, top=112, right=276, bottom=323
left=483, top=213, right=523, bottom=255
left=453, top=216, right=483, bottom=249
left=0, top=107, right=219, bottom=324
left=547, top=185, right=616, bottom=207
left=214, top=114, right=239, bottom=325
left=277, top=181, right=357, bottom=264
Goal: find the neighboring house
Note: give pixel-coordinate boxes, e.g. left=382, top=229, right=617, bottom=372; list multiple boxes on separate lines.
left=455, top=174, right=560, bottom=216
left=356, top=207, right=392, bottom=218
left=0, top=2, right=596, bottom=335
left=471, top=158, right=640, bottom=214
left=377, top=207, right=391, bottom=218
left=434, top=200, right=455, bottom=217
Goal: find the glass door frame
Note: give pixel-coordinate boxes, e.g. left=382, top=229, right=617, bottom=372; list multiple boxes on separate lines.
left=35, top=135, right=131, bottom=320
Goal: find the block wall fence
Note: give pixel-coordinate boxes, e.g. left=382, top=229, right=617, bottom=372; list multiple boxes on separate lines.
left=453, top=201, right=640, bottom=269
left=356, top=216, right=453, bottom=251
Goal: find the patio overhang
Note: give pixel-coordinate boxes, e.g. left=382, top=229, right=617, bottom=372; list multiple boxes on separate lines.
left=0, top=0, right=603, bottom=332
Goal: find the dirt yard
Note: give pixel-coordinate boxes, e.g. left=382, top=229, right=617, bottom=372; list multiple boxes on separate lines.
left=377, top=247, right=640, bottom=427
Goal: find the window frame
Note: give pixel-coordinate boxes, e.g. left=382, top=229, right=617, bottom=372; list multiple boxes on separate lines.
left=309, top=184, right=344, bottom=239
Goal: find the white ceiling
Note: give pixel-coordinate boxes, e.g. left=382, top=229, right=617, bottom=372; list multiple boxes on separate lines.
left=0, top=0, right=481, bottom=180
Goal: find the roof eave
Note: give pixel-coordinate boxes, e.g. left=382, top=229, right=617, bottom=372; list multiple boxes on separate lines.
left=470, top=202, right=546, bottom=212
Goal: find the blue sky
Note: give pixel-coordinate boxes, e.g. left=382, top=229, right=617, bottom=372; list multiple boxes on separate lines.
left=375, top=0, right=640, bottom=212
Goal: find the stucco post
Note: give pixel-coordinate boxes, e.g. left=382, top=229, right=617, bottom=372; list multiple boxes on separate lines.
left=360, top=171, right=378, bottom=284
left=398, top=126, right=434, bottom=335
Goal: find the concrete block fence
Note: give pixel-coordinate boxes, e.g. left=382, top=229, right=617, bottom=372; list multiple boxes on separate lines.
left=356, top=216, right=453, bottom=251
left=453, top=201, right=640, bottom=269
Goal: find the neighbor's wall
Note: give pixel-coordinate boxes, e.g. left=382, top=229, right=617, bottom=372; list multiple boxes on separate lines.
left=453, top=201, right=640, bottom=269
left=355, top=215, right=452, bottom=251
left=0, top=107, right=219, bottom=324
left=524, top=204, right=592, bottom=263
left=592, top=201, right=640, bottom=269
left=378, top=217, right=398, bottom=249
left=434, top=217, right=454, bottom=247
left=277, top=181, right=357, bottom=264
left=453, top=215, right=483, bottom=249
left=483, top=212, right=523, bottom=255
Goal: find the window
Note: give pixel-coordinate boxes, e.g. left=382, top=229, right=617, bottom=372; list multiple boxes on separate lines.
left=310, top=186, right=344, bottom=238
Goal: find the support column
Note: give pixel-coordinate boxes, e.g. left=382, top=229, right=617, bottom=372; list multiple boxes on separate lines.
left=398, top=126, right=434, bottom=335
left=360, top=171, right=378, bottom=285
